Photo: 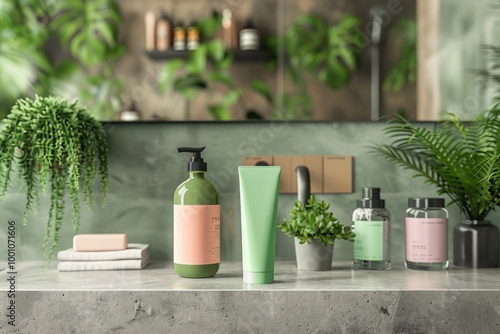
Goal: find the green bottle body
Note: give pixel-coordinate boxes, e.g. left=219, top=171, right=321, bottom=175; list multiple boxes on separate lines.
left=173, top=172, right=220, bottom=278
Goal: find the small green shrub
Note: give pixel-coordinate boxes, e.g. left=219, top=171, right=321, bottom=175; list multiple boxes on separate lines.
left=279, top=195, right=355, bottom=246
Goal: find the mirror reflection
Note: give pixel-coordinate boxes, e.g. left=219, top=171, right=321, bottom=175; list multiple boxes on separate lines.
left=0, top=0, right=493, bottom=121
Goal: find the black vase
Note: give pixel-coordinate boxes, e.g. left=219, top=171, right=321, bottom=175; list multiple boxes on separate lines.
left=453, top=220, right=499, bottom=268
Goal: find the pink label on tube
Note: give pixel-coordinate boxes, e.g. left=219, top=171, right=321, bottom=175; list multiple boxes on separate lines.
left=405, top=218, right=447, bottom=263
left=174, top=205, right=220, bottom=265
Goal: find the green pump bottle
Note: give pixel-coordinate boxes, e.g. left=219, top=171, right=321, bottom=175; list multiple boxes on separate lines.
left=173, top=147, right=220, bottom=278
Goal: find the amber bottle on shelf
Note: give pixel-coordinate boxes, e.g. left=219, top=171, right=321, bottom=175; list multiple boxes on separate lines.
left=173, top=22, right=186, bottom=51
left=156, top=11, right=173, bottom=51
left=222, top=9, right=237, bottom=50
left=186, top=23, right=200, bottom=50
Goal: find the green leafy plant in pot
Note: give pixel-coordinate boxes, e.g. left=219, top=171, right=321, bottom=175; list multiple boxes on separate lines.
left=373, top=106, right=500, bottom=267
left=0, top=96, right=109, bottom=261
left=279, top=195, right=355, bottom=271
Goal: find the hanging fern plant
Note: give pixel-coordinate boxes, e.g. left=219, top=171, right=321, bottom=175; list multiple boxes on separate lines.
left=0, top=95, right=108, bottom=260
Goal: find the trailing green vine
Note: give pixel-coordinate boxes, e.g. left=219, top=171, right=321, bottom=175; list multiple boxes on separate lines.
left=0, top=95, right=108, bottom=261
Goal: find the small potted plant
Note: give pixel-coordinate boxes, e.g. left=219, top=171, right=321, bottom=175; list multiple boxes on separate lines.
left=374, top=105, right=500, bottom=268
left=0, top=95, right=109, bottom=261
left=279, top=195, right=355, bottom=271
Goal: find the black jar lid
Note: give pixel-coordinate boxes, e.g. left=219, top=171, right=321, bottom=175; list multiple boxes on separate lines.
left=357, top=187, right=385, bottom=209
left=408, top=197, right=445, bottom=208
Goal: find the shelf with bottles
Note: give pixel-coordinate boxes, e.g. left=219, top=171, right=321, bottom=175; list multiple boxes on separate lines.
left=144, top=9, right=270, bottom=62
left=144, top=49, right=271, bottom=61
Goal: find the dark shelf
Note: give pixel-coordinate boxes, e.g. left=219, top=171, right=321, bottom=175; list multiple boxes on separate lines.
left=232, top=50, right=271, bottom=61
left=145, top=49, right=271, bottom=61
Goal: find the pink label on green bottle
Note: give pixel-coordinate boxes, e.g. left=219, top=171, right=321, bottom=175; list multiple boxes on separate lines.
left=174, top=205, right=220, bottom=265
left=405, top=218, right=447, bottom=263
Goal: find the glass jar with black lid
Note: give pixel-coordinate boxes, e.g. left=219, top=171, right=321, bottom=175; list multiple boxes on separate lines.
left=405, top=198, right=449, bottom=270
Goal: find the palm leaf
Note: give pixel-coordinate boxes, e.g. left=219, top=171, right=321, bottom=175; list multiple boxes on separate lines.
left=51, top=0, right=121, bottom=67
left=373, top=107, right=500, bottom=220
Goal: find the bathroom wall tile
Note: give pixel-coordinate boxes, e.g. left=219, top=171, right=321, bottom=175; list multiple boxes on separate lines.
left=1, top=122, right=497, bottom=261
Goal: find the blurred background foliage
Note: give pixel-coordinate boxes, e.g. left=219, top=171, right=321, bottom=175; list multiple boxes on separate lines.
left=383, top=18, right=416, bottom=93
left=0, top=1, right=416, bottom=121
left=0, top=0, right=124, bottom=120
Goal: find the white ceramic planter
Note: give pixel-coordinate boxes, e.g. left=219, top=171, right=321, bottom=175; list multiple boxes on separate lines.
left=294, top=239, right=334, bottom=271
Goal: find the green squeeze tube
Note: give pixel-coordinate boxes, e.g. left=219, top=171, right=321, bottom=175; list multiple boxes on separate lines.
left=173, top=147, right=220, bottom=278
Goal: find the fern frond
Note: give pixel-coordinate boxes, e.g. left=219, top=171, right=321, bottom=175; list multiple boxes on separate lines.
left=374, top=106, right=500, bottom=221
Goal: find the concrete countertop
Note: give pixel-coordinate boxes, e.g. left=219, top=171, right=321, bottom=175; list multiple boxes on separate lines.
left=2, top=262, right=500, bottom=333
left=2, top=261, right=500, bottom=291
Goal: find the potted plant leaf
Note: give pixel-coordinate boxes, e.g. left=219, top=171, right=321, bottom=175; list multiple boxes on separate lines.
left=383, top=18, right=417, bottom=93
left=284, top=14, right=363, bottom=119
left=286, top=14, right=363, bottom=90
left=279, top=195, right=355, bottom=271
left=0, top=95, right=109, bottom=261
left=374, top=105, right=500, bottom=268
left=0, top=0, right=124, bottom=121
left=247, top=14, right=363, bottom=120
left=157, top=12, right=241, bottom=121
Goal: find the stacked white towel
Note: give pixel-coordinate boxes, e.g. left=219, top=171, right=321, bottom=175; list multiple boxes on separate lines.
left=57, top=243, right=150, bottom=271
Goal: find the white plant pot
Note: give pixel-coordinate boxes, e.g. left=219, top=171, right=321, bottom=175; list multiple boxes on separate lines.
left=294, top=239, right=334, bottom=271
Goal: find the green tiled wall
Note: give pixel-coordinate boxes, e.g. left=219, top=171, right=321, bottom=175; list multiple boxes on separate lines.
left=2, top=122, right=499, bottom=262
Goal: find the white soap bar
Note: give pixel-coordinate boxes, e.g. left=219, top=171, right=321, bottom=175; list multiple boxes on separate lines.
left=73, top=234, right=128, bottom=252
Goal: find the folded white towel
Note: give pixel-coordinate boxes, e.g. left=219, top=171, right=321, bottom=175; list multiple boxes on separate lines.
left=57, top=243, right=149, bottom=261
left=57, top=257, right=150, bottom=271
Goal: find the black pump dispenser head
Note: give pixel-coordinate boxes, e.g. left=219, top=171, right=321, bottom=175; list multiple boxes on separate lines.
left=177, top=146, right=207, bottom=172
left=357, top=187, right=385, bottom=209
